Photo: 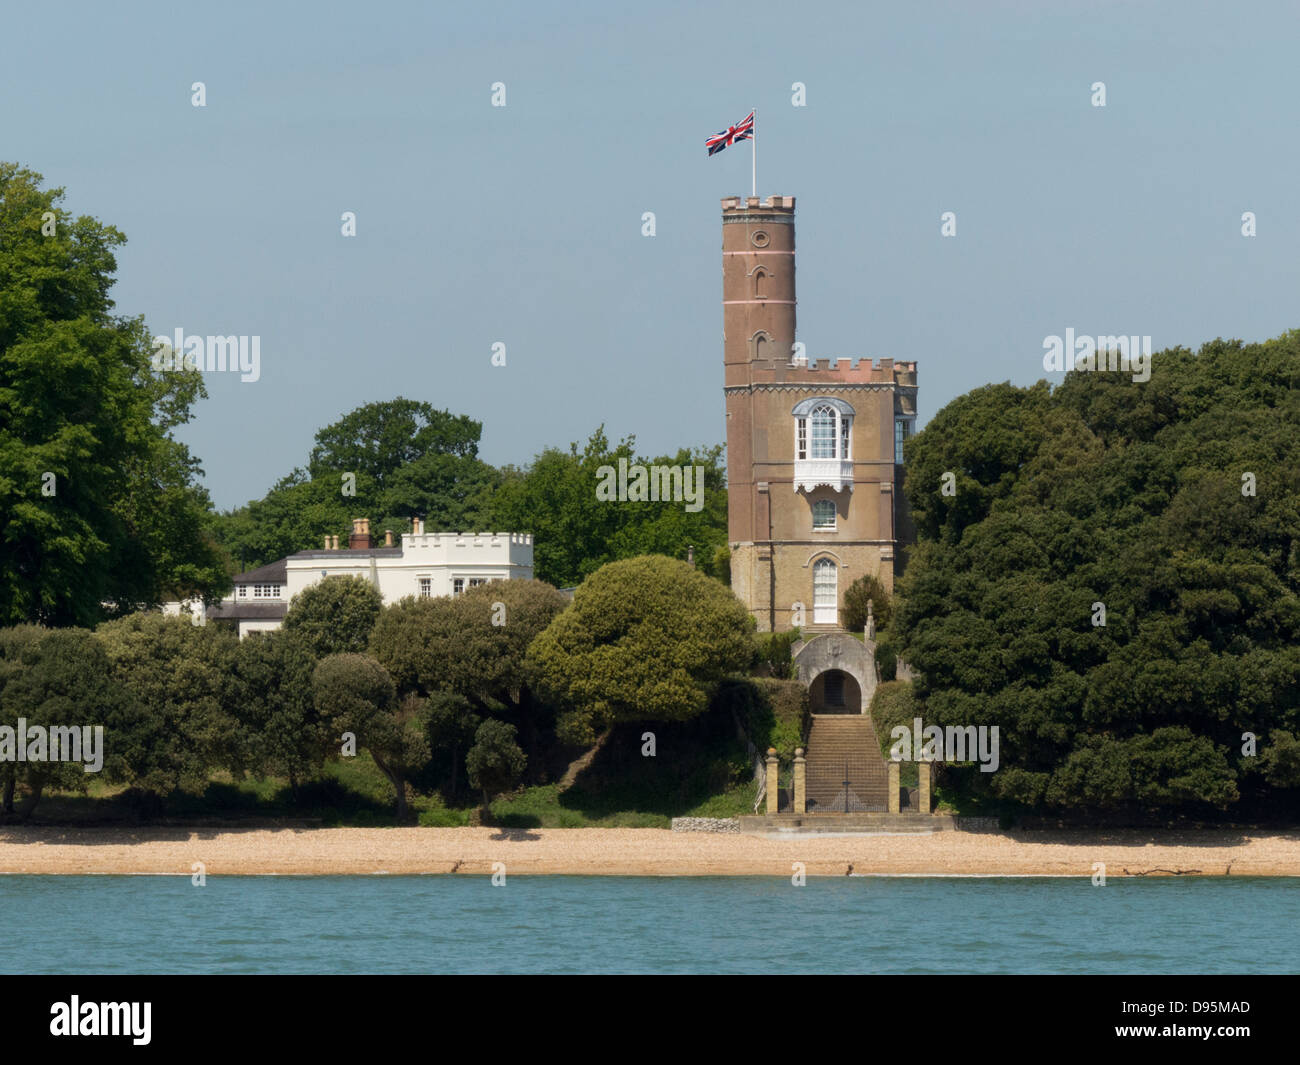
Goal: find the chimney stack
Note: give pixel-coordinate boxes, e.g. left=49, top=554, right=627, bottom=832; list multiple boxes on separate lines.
left=349, top=517, right=373, bottom=550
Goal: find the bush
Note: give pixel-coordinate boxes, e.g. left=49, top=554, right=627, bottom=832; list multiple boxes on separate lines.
left=466, top=719, right=527, bottom=807
left=753, top=629, right=799, bottom=678
left=869, top=680, right=919, bottom=759
left=842, top=574, right=892, bottom=634
left=284, top=575, right=383, bottom=657
left=714, top=677, right=808, bottom=763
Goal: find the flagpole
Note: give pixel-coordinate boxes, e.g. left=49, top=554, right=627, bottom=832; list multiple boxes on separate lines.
left=751, top=108, right=757, bottom=197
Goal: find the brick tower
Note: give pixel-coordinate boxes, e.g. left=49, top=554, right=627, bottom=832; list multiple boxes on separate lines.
left=722, top=195, right=918, bottom=632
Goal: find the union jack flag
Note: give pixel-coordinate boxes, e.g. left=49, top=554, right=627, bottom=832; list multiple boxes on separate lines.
left=705, top=111, right=754, bottom=156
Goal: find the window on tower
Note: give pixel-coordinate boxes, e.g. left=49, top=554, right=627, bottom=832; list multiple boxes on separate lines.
left=810, top=404, right=836, bottom=458
left=895, top=419, right=914, bottom=464
left=812, top=499, right=836, bottom=530
left=792, top=397, right=855, bottom=492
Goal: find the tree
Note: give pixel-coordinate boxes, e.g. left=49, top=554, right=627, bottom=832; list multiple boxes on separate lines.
left=308, top=398, right=481, bottom=485
left=283, top=575, right=384, bottom=657
left=425, top=691, right=481, bottom=799
left=842, top=573, right=893, bottom=634
left=465, top=719, right=526, bottom=811
left=208, top=399, right=498, bottom=569
left=0, top=628, right=129, bottom=820
left=0, top=164, right=229, bottom=625
left=312, top=653, right=429, bottom=821
left=368, top=579, right=568, bottom=710
left=895, top=332, right=1300, bottom=815
left=489, top=428, right=730, bottom=587
left=208, top=468, right=375, bottom=571
left=527, top=555, right=756, bottom=745
left=0, top=624, right=48, bottom=812
left=95, top=614, right=239, bottom=803
left=225, top=630, right=325, bottom=797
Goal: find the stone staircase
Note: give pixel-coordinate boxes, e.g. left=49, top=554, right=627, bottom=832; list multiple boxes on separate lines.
left=804, top=714, right=891, bottom=812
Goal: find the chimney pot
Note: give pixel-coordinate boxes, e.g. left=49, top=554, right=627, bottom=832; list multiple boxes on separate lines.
left=384, top=529, right=394, bottom=547
left=349, top=517, right=373, bottom=551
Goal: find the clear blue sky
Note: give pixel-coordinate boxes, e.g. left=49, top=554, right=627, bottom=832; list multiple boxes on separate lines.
left=5, top=0, right=1297, bottom=510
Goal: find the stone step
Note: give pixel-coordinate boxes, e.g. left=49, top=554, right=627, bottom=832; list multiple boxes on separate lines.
left=804, top=713, right=891, bottom=812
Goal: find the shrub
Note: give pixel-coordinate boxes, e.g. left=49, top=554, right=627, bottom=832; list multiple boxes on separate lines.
left=869, top=680, right=919, bottom=759
left=714, top=676, right=808, bottom=763
left=842, top=574, right=892, bottom=634
left=753, top=629, right=799, bottom=678
left=284, top=575, right=383, bottom=657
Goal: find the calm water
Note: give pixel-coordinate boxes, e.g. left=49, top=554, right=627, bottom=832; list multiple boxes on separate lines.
left=1, top=875, right=1296, bottom=974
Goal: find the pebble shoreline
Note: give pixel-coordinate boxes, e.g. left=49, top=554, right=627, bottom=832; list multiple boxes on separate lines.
left=2, top=826, right=1298, bottom=877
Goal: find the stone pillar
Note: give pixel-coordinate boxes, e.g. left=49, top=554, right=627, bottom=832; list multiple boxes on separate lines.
left=888, top=762, right=900, bottom=814
left=918, top=761, right=932, bottom=814
left=793, top=749, right=806, bottom=814
left=765, top=749, right=779, bottom=815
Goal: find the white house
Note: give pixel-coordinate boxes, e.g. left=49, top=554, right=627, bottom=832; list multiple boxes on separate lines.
left=204, top=518, right=534, bottom=638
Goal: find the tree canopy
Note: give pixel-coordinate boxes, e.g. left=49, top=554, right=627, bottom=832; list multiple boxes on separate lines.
left=490, top=428, right=730, bottom=588
left=527, top=555, right=756, bottom=745
left=283, top=574, right=384, bottom=657
left=895, top=333, right=1300, bottom=813
left=0, top=163, right=228, bottom=624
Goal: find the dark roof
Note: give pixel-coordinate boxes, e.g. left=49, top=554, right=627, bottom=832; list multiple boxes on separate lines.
left=207, top=602, right=288, bottom=621
left=233, top=559, right=288, bottom=584
left=288, top=548, right=403, bottom=560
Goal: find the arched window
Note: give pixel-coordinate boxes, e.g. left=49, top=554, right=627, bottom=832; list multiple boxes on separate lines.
left=793, top=397, right=853, bottom=463
left=813, top=558, right=838, bottom=624
left=812, top=499, right=836, bottom=529
left=810, top=404, right=836, bottom=458
left=753, top=268, right=768, bottom=300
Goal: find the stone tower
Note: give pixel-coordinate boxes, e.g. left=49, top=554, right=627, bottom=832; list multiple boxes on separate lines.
left=722, top=195, right=918, bottom=632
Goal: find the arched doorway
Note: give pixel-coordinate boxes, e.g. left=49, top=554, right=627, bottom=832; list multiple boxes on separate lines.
left=809, top=668, right=861, bottom=715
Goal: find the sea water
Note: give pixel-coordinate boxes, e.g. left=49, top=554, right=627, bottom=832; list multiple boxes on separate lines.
left=1, top=875, right=1295, bottom=974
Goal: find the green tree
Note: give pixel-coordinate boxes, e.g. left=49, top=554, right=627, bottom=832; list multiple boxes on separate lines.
left=96, top=614, right=240, bottom=803
left=425, top=691, right=481, bottom=799
left=368, top=579, right=568, bottom=710
left=0, top=628, right=129, bottom=820
left=225, top=630, right=325, bottom=798
left=465, top=719, right=526, bottom=811
left=0, top=164, right=228, bottom=624
left=490, top=428, right=730, bottom=587
left=312, top=653, right=429, bottom=821
left=842, top=573, right=893, bottom=634
left=895, top=332, right=1300, bottom=815
left=527, top=555, right=756, bottom=745
left=308, top=398, right=481, bottom=485
left=283, top=575, right=384, bottom=657
left=0, top=624, right=48, bottom=812
left=208, top=399, right=497, bottom=569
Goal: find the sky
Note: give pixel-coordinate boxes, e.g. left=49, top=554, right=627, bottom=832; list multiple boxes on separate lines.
left=4, top=0, right=1298, bottom=510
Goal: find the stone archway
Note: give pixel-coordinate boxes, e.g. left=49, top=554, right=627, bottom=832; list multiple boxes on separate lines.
left=793, top=632, right=877, bottom=712
left=809, top=668, right=861, bottom=714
